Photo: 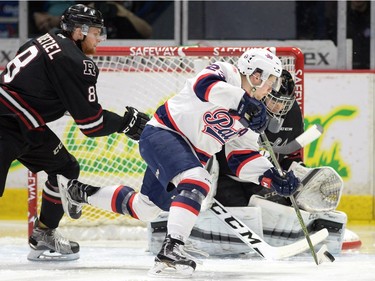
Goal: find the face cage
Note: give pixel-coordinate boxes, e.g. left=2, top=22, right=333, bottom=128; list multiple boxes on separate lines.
left=263, top=94, right=295, bottom=119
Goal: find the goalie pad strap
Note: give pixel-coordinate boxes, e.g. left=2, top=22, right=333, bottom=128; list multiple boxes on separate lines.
left=301, top=168, right=321, bottom=185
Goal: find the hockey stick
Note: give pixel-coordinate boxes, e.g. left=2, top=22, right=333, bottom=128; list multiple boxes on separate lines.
left=260, top=132, right=334, bottom=265
left=209, top=199, right=329, bottom=260
left=273, top=124, right=323, bottom=154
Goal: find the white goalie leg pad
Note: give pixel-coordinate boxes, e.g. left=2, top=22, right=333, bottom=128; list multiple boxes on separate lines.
left=311, top=210, right=347, bottom=254
left=289, top=161, right=344, bottom=212
left=132, top=192, right=163, bottom=221
left=249, top=195, right=347, bottom=254
left=147, top=207, right=263, bottom=256
left=147, top=212, right=169, bottom=255
left=201, top=155, right=220, bottom=211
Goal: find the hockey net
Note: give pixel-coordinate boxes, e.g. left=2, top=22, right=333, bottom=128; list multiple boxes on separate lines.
left=28, top=46, right=304, bottom=240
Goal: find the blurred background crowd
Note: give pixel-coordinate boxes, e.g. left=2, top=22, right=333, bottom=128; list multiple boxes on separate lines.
left=0, top=1, right=372, bottom=69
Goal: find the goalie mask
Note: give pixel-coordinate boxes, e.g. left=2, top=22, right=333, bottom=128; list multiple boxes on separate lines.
left=61, top=4, right=107, bottom=41
left=263, top=69, right=296, bottom=119
left=262, top=69, right=296, bottom=133
left=237, top=48, right=282, bottom=91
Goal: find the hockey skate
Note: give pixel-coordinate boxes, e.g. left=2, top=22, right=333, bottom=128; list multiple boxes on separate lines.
left=57, top=174, right=99, bottom=219
left=148, top=235, right=197, bottom=278
left=28, top=219, right=79, bottom=261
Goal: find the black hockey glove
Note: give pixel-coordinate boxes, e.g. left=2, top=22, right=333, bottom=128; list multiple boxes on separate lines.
left=119, top=106, right=150, bottom=141
left=236, top=93, right=268, bottom=133
left=259, top=167, right=300, bottom=196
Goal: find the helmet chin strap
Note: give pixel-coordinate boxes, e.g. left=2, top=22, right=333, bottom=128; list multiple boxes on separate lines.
left=74, top=32, right=87, bottom=51
left=246, top=75, right=265, bottom=95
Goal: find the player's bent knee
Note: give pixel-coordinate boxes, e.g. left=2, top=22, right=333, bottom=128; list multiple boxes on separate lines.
left=132, top=193, right=162, bottom=221
left=172, top=166, right=212, bottom=196
left=171, top=167, right=212, bottom=210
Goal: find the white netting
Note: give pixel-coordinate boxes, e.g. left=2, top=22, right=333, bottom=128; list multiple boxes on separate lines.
left=32, top=47, right=303, bottom=240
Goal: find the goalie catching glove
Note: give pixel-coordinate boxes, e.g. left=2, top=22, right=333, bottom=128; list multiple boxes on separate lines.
left=235, top=93, right=268, bottom=133
left=259, top=167, right=300, bottom=196
left=119, top=106, right=150, bottom=140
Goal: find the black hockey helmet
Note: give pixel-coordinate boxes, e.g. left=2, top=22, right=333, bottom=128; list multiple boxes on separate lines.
left=263, top=69, right=296, bottom=118
left=60, top=4, right=106, bottom=39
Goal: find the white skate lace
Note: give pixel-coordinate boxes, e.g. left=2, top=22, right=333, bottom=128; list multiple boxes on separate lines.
left=51, top=229, right=74, bottom=254
left=184, top=240, right=209, bottom=258
left=34, top=227, right=74, bottom=254
left=176, top=243, right=205, bottom=265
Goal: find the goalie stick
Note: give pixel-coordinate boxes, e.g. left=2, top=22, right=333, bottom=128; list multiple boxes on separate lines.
left=260, top=132, right=335, bottom=265
left=209, top=198, right=329, bottom=260
left=273, top=124, right=323, bottom=154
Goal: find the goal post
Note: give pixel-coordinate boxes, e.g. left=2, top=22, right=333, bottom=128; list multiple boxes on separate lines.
left=27, top=46, right=305, bottom=239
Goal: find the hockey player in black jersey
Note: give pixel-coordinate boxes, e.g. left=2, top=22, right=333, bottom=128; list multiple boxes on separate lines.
left=0, top=4, right=149, bottom=261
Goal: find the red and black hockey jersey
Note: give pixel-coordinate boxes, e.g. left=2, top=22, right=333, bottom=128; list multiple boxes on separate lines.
left=0, top=30, right=125, bottom=137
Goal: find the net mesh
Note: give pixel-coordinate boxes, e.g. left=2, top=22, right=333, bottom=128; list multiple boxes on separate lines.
left=31, top=47, right=303, bottom=240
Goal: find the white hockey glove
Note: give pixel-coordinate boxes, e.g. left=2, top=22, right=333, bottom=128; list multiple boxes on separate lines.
left=119, top=106, right=150, bottom=141
left=289, top=161, right=344, bottom=212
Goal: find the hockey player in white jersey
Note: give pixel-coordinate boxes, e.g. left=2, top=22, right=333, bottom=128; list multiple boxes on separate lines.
left=146, top=70, right=352, bottom=257
left=58, top=48, right=301, bottom=277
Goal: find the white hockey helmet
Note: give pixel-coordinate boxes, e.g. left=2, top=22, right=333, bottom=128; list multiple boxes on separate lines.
left=237, top=48, right=282, bottom=90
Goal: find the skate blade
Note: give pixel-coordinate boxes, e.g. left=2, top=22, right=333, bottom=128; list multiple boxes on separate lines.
left=148, top=261, right=194, bottom=279
left=27, top=249, right=80, bottom=261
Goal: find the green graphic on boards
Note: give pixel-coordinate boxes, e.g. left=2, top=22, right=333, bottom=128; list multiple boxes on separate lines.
left=304, top=106, right=358, bottom=180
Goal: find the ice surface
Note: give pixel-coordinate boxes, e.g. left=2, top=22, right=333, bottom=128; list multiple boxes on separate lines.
left=0, top=223, right=374, bottom=281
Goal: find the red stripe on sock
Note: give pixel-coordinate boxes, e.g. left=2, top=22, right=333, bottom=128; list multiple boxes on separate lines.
left=42, top=192, right=61, bottom=204
left=128, top=193, right=139, bottom=219
left=111, top=185, right=125, bottom=213
left=171, top=201, right=199, bottom=216
left=180, top=178, right=210, bottom=194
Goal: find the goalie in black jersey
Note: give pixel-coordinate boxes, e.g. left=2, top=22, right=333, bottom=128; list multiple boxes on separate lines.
left=0, top=4, right=149, bottom=261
